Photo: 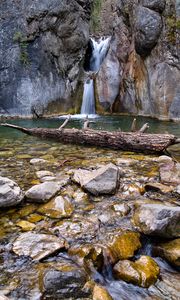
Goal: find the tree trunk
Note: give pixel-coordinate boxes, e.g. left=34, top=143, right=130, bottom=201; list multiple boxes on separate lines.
left=0, top=123, right=178, bottom=153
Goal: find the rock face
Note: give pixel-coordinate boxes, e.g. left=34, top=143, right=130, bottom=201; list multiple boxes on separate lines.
left=0, top=176, right=23, bottom=207
left=13, top=232, right=67, bottom=260
left=94, top=0, right=180, bottom=120
left=25, top=182, right=62, bottom=203
left=0, top=0, right=91, bottom=116
left=113, top=255, right=160, bottom=288
left=73, top=163, right=119, bottom=195
left=132, top=204, right=180, bottom=238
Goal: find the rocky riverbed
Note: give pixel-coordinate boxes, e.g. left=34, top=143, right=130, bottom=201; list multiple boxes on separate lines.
left=0, top=134, right=179, bottom=300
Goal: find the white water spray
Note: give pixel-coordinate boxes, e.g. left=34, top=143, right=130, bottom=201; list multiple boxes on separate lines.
left=81, top=37, right=111, bottom=115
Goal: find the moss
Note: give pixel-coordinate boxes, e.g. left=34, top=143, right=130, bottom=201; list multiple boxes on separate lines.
left=90, top=0, right=102, bottom=32
left=13, top=31, right=29, bottom=66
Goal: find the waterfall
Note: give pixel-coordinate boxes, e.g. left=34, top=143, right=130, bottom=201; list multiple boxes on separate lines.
left=81, top=37, right=111, bottom=115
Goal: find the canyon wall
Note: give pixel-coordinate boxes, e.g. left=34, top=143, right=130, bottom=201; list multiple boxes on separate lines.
left=95, top=0, right=180, bottom=120
left=0, top=0, right=92, bottom=116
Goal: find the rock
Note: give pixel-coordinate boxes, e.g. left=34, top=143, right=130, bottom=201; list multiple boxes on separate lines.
left=40, top=176, right=57, bottom=182
left=73, top=163, right=119, bottom=195
left=25, top=182, right=62, bottom=203
left=132, top=204, right=180, bottom=238
left=30, top=158, right=47, bottom=165
left=0, top=0, right=91, bottom=116
left=36, top=170, right=54, bottom=179
left=113, top=255, right=160, bottom=288
left=0, top=296, right=10, bottom=300
left=116, top=158, right=138, bottom=166
left=175, top=185, right=180, bottom=195
left=37, top=196, right=74, bottom=219
left=112, top=203, right=131, bottom=216
left=107, top=231, right=141, bottom=263
left=93, top=285, right=113, bottom=300
left=68, top=244, right=104, bottom=270
left=159, top=161, right=180, bottom=185
left=73, top=189, right=89, bottom=203
left=16, top=220, right=36, bottom=231
left=157, top=155, right=173, bottom=163
left=0, top=176, right=23, bottom=207
left=141, top=0, right=166, bottom=13
left=135, top=6, right=162, bottom=57
left=145, top=182, right=174, bottom=194
left=153, top=239, right=180, bottom=267
left=13, top=232, right=67, bottom=260
left=43, top=260, right=88, bottom=299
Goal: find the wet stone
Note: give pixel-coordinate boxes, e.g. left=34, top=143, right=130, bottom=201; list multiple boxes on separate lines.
left=30, top=158, right=48, bottom=166
left=113, top=255, right=160, bottom=288
left=132, top=204, right=180, bottom=238
left=145, top=182, right=174, bottom=194
left=93, top=284, right=113, bottom=300
left=153, top=238, right=180, bottom=267
left=36, top=170, right=54, bottom=179
left=159, top=161, right=180, bottom=186
left=73, top=163, right=119, bottom=195
left=16, top=220, right=36, bottom=231
left=107, top=231, right=141, bottom=263
left=0, top=176, right=23, bottom=207
left=43, top=259, right=89, bottom=299
left=13, top=232, right=67, bottom=261
left=112, top=203, right=131, bottom=216
left=37, top=196, right=74, bottom=219
left=25, top=182, right=62, bottom=203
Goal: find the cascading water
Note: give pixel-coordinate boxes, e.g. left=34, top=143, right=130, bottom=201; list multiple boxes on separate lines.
left=81, top=37, right=111, bottom=115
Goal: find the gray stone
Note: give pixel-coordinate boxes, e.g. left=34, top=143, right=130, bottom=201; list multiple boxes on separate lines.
left=30, top=158, right=47, bottom=166
left=132, top=204, right=180, bottom=238
left=13, top=232, right=67, bottom=260
left=0, top=176, right=23, bottom=207
left=43, top=259, right=88, bottom=299
left=36, top=170, right=54, bottom=179
left=25, top=182, right=62, bottom=203
left=135, top=6, right=162, bottom=57
left=159, top=162, right=180, bottom=185
left=141, top=0, right=166, bottom=13
left=73, top=163, right=119, bottom=195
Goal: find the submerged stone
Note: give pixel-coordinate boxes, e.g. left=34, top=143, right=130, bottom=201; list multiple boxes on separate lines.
left=37, top=196, right=74, bottom=219
left=30, top=158, right=47, bottom=166
left=25, top=182, right=62, bottom=203
left=93, top=285, right=113, bottom=300
left=107, top=231, right=141, bottom=263
left=154, top=239, right=180, bottom=267
left=145, top=182, right=174, bottom=194
left=73, top=163, right=119, bottom=195
left=13, top=232, right=67, bottom=260
left=16, top=220, right=36, bottom=231
left=113, top=255, right=160, bottom=288
left=132, top=204, right=180, bottom=238
left=0, top=176, right=23, bottom=207
left=36, top=170, right=54, bottom=179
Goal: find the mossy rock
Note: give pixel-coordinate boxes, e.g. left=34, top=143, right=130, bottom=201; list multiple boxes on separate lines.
left=93, top=284, right=113, bottom=300
left=37, top=196, right=74, bottom=219
left=153, top=238, right=180, bottom=267
left=16, top=220, right=36, bottom=231
left=107, top=231, right=141, bottom=263
left=113, top=255, right=160, bottom=288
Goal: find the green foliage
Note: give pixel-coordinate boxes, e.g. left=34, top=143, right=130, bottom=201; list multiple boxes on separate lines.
left=90, top=0, right=102, bottom=32
left=13, top=31, right=29, bottom=66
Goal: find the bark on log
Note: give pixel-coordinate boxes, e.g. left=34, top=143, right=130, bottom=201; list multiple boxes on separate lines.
left=0, top=123, right=178, bottom=153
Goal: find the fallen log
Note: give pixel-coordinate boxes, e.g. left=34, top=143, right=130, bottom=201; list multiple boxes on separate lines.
left=0, top=123, right=178, bottom=154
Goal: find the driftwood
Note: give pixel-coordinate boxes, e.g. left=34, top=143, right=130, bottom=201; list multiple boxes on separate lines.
left=0, top=121, right=179, bottom=154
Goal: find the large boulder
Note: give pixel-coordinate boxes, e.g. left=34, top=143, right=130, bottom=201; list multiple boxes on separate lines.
left=25, top=181, right=62, bottom=203
left=141, top=0, right=166, bottom=13
left=13, top=232, right=67, bottom=260
left=132, top=204, right=180, bottom=238
left=73, top=163, right=119, bottom=195
left=135, top=6, right=162, bottom=57
left=113, top=255, right=160, bottom=288
left=0, top=176, right=23, bottom=207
